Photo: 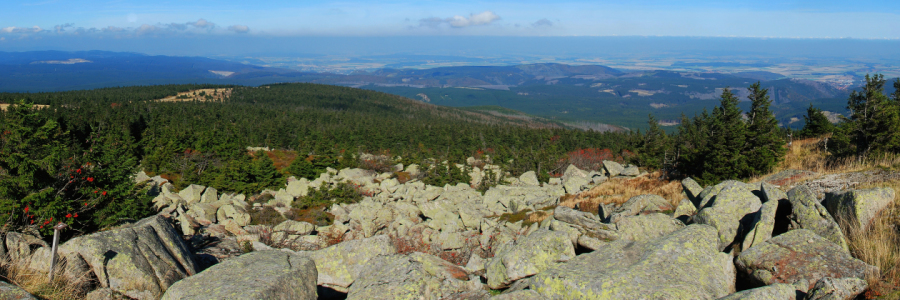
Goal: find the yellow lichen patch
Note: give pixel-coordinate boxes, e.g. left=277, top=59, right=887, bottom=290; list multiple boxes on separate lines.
left=155, top=88, right=232, bottom=102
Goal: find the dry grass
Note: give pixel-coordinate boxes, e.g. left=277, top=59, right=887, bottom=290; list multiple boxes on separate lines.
left=841, top=181, right=900, bottom=298
left=775, top=136, right=900, bottom=175
left=560, top=172, right=683, bottom=213
left=0, top=256, right=93, bottom=299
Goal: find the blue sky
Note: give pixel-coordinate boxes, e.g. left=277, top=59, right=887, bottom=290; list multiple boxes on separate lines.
left=2, top=0, right=899, bottom=39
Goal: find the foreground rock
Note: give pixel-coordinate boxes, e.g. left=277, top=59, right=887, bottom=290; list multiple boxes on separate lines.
left=161, top=251, right=317, bottom=300
left=347, top=252, right=481, bottom=299
left=805, top=277, right=868, bottom=300
left=694, top=181, right=762, bottom=251
left=486, top=229, right=575, bottom=289
left=305, top=235, right=396, bottom=292
left=55, top=215, right=199, bottom=299
left=786, top=186, right=849, bottom=252
left=735, top=229, right=876, bottom=290
left=823, top=187, right=895, bottom=230
left=530, top=225, right=735, bottom=299
left=716, top=283, right=800, bottom=300
left=0, top=281, right=37, bottom=299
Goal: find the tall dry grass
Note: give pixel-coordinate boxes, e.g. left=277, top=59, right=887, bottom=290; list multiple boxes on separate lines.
left=560, top=172, right=683, bottom=214
left=0, top=256, right=93, bottom=299
left=839, top=181, right=900, bottom=298
left=776, top=136, right=900, bottom=175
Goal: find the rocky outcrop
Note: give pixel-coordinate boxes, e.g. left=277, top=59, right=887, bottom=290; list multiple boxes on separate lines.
left=823, top=187, right=895, bottom=230
left=485, top=229, right=575, bottom=289
left=161, top=251, right=317, bottom=300
left=347, top=252, right=481, bottom=299
left=742, top=200, right=778, bottom=251
left=530, top=225, right=735, bottom=299
left=681, top=177, right=703, bottom=204
left=735, top=229, right=876, bottom=290
left=716, top=283, right=800, bottom=300
left=805, top=277, right=868, bottom=300
left=602, top=160, right=624, bottom=177
left=305, top=235, right=396, bottom=292
left=785, top=186, right=849, bottom=252
left=0, top=281, right=37, bottom=299
left=694, top=181, right=762, bottom=251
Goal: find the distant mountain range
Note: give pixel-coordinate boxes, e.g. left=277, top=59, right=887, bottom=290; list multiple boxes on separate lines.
left=2, top=50, right=889, bottom=130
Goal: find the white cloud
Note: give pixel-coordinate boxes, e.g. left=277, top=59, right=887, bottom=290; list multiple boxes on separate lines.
left=136, top=24, right=159, bottom=35
left=228, top=25, right=250, bottom=33
left=418, top=11, right=501, bottom=28
left=532, top=18, right=553, bottom=27
left=1, top=26, right=43, bottom=34
left=54, top=23, right=74, bottom=33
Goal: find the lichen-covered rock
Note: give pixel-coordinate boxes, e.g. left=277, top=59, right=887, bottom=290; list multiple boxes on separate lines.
left=760, top=182, right=787, bottom=203
left=673, top=198, right=696, bottom=221
left=0, top=281, right=37, bottom=299
left=620, top=165, right=640, bottom=176
left=5, top=232, right=47, bottom=263
left=805, top=277, right=868, bottom=300
left=694, top=182, right=762, bottom=251
left=274, top=220, right=316, bottom=235
left=485, top=229, right=575, bottom=289
left=681, top=177, right=703, bottom=204
left=519, top=171, right=540, bottom=186
left=549, top=220, right=581, bottom=246
left=716, top=283, right=799, bottom=300
left=489, top=290, right=548, bottom=300
left=530, top=225, right=735, bottom=300
left=608, top=194, right=675, bottom=222
left=56, top=215, right=199, bottom=300
left=602, top=160, right=624, bottom=177
left=286, top=178, right=311, bottom=198
left=562, top=176, right=589, bottom=195
left=161, top=250, right=317, bottom=300
left=735, top=229, right=876, bottom=291
left=786, top=186, right=849, bottom=252
left=742, top=200, right=778, bottom=251
left=347, top=252, right=480, bottom=300
left=306, top=235, right=396, bottom=292
left=199, top=186, right=218, bottom=203
left=177, top=184, right=205, bottom=204
left=552, top=206, right=618, bottom=241
left=614, top=213, right=684, bottom=242
left=823, top=188, right=895, bottom=230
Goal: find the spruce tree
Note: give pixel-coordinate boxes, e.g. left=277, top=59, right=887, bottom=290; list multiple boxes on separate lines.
left=801, top=103, right=834, bottom=137
left=745, top=82, right=786, bottom=176
left=846, top=74, right=900, bottom=155
left=638, top=114, right=669, bottom=170
left=700, top=88, right=749, bottom=184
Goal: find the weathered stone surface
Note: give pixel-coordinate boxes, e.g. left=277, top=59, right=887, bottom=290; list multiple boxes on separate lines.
left=216, top=204, right=251, bottom=227
left=682, top=177, right=703, bottom=203
left=178, top=184, right=205, bottom=204
left=187, top=203, right=218, bottom=225
left=742, top=200, right=778, bottom=251
left=519, top=171, right=540, bottom=186
left=608, top=194, right=675, bottom=222
left=562, top=176, right=589, bottom=195
left=735, top=229, right=876, bottom=291
left=56, top=215, right=199, bottom=300
left=307, top=235, right=396, bottom=292
left=786, top=186, right=849, bottom=252
left=823, top=188, right=895, bottom=230
left=0, top=281, right=37, bottom=299
left=673, top=198, right=696, bottom=221
left=602, top=160, right=624, bottom=177
left=530, top=225, right=735, bottom=300
left=576, top=235, right=607, bottom=251
left=614, top=213, right=684, bottom=242
left=549, top=220, right=581, bottom=246
left=620, top=165, right=640, bottom=176
left=274, top=220, right=316, bottom=235
left=162, top=251, right=316, bottom=300
left=486, top=229, right=575, bottom=289
left=716, top=283, right=799, bottom=300
left=5, top=232, right=47, bottom=262
left=347, top=252, right=479, bottom=300
left=806, top=277, right=868, bottom=300
left=760, top=182, right=787, bottom=203
left=697, top=180, right=755, bottom=209
left=552, top=206, right=618, bottom=241
left=694, top=182, right=762, bottom=251
left=199, top=186, right=218, bottom=203
left=489, top=290, right=548, bottom=300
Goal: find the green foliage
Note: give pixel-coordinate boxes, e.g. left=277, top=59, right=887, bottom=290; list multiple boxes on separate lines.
left=699, top=88, right=750, bottom=183
left=286, top=155, right=340, bottom=180
left=843, top=74, right=900, bottom=156
left=636, top=114, right=670, bottom=170
left=293, top=182, right=363, bottom=210
left=745, top=82, right=786, bottom=176
left=801, top=103, right=835, bottom=138
left=421, top=162, right=472, bottom=187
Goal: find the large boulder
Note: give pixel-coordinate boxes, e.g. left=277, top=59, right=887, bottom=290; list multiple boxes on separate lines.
left=519, top=171, right=540, bottom=186
left=823, top=187, right=895, bottom=230
left=602, top=160, right=624, bottom=177
left=785, top=186, right=849, bottom=252
left=161, top=251, right=317, bottom=300
left=552, top=206, right=618, bottom=241
left=607, top=194, right=675, bottom=223
left=177, top=184, right=205, bottom=204
left=486, top=229, right=575, bottom=289
left=681, top=177, right=703, bottom=204
left=805, top=277, right=868, bottom=300
left=530, top=225, right=735, bottom=299
left=694, top=182, right=762, bottom=251
left=55, top=215, right=199, bottom=299
left=716, top=283, right=800, bottom=300
left=614, top=213, right=684, bottom=242
left=347, top=252, right=480, bottom=300
left=759, top=182, right=788, bottom=203
left=5, top=232, right=48, bottom=263
left=735, top=229, right=876, bottom=291
left=742, top=200, right=778, bottom=251
left=306, top=235, right=396, bottom=292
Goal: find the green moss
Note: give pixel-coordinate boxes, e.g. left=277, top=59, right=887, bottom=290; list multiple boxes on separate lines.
left=498, top=209, right=534, bottom=225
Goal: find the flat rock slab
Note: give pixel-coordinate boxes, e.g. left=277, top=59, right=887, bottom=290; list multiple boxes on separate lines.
left=161, top=250, right=317, bottom=300
left=716, top=283, right=799, bottom=300
left=530, top=224, right=735, bottom=300
left=347, top=252, right=479, bottom=300
left=305, top=235, right=396, bottom=292
left=736, top=229, right=876, bottom=291
left=786, top=186, right=848, bottom=252
left=486, top=229, right=575, bottom=289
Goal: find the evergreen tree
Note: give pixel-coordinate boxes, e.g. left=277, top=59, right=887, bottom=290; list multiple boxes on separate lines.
left=744, top=82, right=786, bottom=176
left=801, top=103, right=835, bottom=137
left=637, top=114, right=669, bottom=170
left=846, top=74, right=900, bottom=155
left=700, top=88, right=749, bottom=184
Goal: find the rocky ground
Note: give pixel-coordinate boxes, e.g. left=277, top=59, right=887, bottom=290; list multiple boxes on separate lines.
left=1, top=160, right=896, bottom=300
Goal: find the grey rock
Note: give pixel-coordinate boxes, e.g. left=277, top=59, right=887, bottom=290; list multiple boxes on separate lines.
left=274, top=220, right=316, bottom=235
left=552, top=206, right=617, bottom=241
left=55, top=215, right=199, bottom=299
left=823, top=187, right=895, bottom=230
left=177, top=184, right=205, bottom=204
left=681, top=177, right=703, bottom=204
left=0, top=281, right=37, bottom=299
left=742, top=200, right=778, bottom=251
left=786, top=186, right=849, bottom=252
left=307, top=235, right=396, bottom=292
left=5, top=232, right=47, bottom=263
left=489, top=290, right=547, bottom=300
left=199, top=186, right=218, bottom=203
left=347, top=252, right=479, bottom=300
left=806, top=277, right=868, bottom=300
left=562, top=176, right=589, bottom=195
left=615, top=213, right=685, bottom=242
left=620, top=165, right=640, bottom=176
left=530, top=225, right=735, bottom=299
left=716, top=283, right=799, bottom=300
left=735, top=229, right=876, bottom=291
left=673, top=198, right=697, bottom=222
left=519, top=171, right=540, bottom=186
left=760, top=182, right=788, bottom=203
left=576, top=235, right=608, bottom=251
left=485, top=229, right=575, bottom=289
left=608, top=194, right=676, bottom=222
left=694, top=181, right=762, bottom=251
left=161, top=250, right=317, bottom=300
left=602, top=160, right=624, bottom=177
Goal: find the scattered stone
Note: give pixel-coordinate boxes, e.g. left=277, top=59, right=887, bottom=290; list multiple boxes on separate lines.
left=485, top=229, right=575, bottom=289
left=602, top=160, right=624, bottom=177
left=760, top=182, right=788, bottom=203
left=5, top=232, right=48, bottom=262
left=681, top=177, right=703, bottom=204
left=735, top=229, right=876, bottom=290
left=614, top=213, right=684, bottom=242
left=306, top=235, right=396, bottom=292
left=274, top=220, right=316, bottom=236
left=161, top=251, right=317, bottom=300
left=742, top=200, right=778, bottom=251
left=672, top=198, right=696, bottom=222
left=620, top=164, right=640, bottom=176
left=530, top=225, right=735, bottom=299
left=178, top=184, right=205, bottom=204
left=519, top=171, right=540, bottom=186
left=200, top=186, right=218, bottom=203
left=786, top=186, right=849, bottom=252
left=607, top=194, right=675, bottom=222
left=347, top=252, right=480, bottom=300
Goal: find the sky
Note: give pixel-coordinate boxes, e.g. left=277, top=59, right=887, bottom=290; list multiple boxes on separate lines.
left=1, top=0, right=899, bottom=56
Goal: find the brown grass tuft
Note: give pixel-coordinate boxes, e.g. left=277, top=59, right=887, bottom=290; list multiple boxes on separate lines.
left=561, top=172, right=683, bottom=213
left=840, top=181, right=900, bottom=298
left=771, top=136, right=900, bottom=176
left=0, top=256, right=94, bottom=299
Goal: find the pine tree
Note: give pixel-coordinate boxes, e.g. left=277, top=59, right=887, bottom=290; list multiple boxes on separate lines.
left=846, top=74, right=900, bottom=155
left=638, top=114, right=669, bottom=170
left=700, top=88, right=749, bottom=184
left=801, top=103, right=835, bottom=137
left=744, top=82, right=786, bottom=176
